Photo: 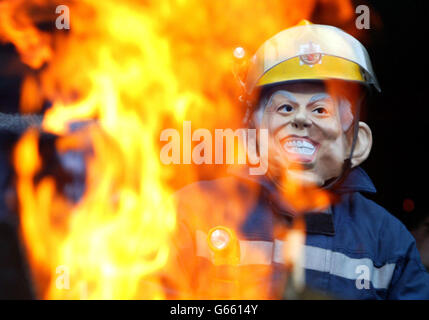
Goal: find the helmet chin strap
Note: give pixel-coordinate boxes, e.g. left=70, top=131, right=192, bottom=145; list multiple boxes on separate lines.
left=322, top=89, right=368, bottom=191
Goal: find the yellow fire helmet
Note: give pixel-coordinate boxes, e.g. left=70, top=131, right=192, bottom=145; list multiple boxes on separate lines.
left=244, top=20, right=380, bottom=95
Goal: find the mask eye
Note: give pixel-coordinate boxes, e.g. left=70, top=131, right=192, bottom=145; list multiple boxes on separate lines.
left=312, top=107, right=328, bottom=115
left=277, top=104, right=294, bottom=113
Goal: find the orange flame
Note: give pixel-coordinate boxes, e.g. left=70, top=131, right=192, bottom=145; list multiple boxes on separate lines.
left=2, top=0, right=358, bottom=299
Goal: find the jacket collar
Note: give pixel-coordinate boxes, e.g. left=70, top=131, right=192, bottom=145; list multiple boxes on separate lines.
left=228, top=165, right=377, bottom=195
left=332, top=166, right=377, bottom=194
left=229, top=166, right=376, bottom=237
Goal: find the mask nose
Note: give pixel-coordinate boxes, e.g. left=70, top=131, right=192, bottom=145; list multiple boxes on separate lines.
left=291, top=108, right=312, bottom=129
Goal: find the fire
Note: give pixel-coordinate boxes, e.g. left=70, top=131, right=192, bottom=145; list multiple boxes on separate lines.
left=1, top=0, right=356, bottom=299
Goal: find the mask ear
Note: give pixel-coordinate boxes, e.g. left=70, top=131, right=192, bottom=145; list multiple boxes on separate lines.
left=350, top=121, right=372, bottom=168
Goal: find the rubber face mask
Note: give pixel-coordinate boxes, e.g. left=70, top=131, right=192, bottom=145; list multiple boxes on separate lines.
left=256, top=81, right=356, bottom=188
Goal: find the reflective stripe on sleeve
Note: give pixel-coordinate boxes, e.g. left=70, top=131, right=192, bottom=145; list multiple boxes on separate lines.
left=196, top=230, right=395, bottom=289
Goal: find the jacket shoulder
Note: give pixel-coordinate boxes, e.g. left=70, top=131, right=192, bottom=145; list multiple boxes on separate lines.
left=173, top=176, right=260, bottom=230
left=334, top=192, right=418, bottom=264
left=352, top=192, right=415, bottom=257
left=358, top=193, right=411, bottom=237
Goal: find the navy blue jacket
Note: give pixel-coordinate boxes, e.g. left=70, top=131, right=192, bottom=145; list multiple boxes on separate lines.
left=173, top=167, right=429, bottom=299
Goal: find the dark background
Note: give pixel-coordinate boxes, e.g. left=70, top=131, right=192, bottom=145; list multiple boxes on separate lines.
left=353, top=0, right=429, bottom=227
left=0, top=0, right=428, bottom=298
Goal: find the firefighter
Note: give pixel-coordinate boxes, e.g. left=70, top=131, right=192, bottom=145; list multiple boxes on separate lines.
left=172, top=21, right=429, bottom=299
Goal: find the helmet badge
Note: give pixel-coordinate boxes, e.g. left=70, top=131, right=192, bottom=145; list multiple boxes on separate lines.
left=298, top=41, right=323, bottom=67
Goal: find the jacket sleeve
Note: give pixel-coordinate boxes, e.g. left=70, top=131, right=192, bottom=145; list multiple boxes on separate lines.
left=387, top=224, right=429, bottom=299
